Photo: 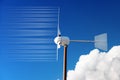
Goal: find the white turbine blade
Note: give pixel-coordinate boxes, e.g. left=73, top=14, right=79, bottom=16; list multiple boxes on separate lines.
left=57, top=25, right=61, bottom=36
left=56, top=8, right=61, bottom=61
left=56, top=44, right=60, bottom=61
left=57, top=8, right=61, bottom=36
left=56, top=47, right=58, bottom=61
left=94, top=33, right=108, bottom=51
left=57, top=44, right=61, bottom=49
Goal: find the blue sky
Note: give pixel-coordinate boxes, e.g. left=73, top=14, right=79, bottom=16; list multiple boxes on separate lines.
left=0, top=0, right=120, bottom=80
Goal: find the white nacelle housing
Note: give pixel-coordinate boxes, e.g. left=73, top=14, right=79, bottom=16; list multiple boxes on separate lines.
left=54, top=36, right=70, bottom=46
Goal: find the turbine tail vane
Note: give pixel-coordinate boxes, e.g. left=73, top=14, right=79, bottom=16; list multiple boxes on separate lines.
left=94, top=33, right=108, bottom=51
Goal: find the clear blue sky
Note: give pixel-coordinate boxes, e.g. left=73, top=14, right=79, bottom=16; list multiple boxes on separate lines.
left=0, top=0, right=120, bottom=80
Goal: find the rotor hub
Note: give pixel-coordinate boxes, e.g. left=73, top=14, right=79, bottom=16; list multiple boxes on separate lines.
left=54, top=36, right=70, bottom=46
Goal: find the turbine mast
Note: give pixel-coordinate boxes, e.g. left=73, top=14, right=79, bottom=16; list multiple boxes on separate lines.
left=63, top=45, right=68, bottom=80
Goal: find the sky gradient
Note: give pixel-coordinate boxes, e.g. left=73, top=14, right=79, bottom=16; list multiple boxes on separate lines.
left=0, top=0, right=120, bottom=80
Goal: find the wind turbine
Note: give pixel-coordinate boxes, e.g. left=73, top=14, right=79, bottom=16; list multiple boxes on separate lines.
left=54, top=9, right=107, bottom=80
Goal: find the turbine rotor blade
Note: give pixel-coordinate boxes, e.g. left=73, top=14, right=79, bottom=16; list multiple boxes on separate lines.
left=56, top=46, right=58, bottom=61
left=56, top=44, right=60, bottom=61
left=55, top=8, right=61, bottom=61
left=57, top=8, right=61, bottom=36
left=57, top=44, right=61, bottom=49
left=57, top=25, right=61, bottom=36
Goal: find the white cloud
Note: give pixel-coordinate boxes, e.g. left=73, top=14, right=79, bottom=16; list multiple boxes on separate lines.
left=67, top=46, right=120, bottom=80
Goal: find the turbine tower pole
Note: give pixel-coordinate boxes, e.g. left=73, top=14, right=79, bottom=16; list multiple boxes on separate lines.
left=63, top=45, right=68, bottom=80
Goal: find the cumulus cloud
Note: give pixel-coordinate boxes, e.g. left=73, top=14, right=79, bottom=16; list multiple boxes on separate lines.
left=67, top=45, right=120, bottom=80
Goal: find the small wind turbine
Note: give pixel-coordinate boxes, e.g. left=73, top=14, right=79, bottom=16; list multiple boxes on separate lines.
left=54, top=9, right=107, bottom=80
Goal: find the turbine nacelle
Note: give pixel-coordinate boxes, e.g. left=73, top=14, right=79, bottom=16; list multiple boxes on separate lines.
left=54, top=36, right=70, bottom=47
